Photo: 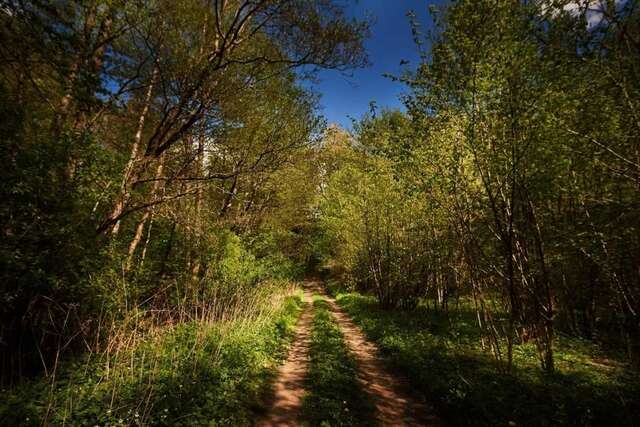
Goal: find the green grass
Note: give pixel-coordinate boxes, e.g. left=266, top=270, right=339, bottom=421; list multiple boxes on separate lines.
left=301, top=295, right=376, bottom=426
left=0, top=289, right=304, bottom=427
left=336, top=292, right=640, bottom=427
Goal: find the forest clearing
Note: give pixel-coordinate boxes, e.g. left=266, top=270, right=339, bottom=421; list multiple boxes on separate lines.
left=1, top=0, right=639, bottom=426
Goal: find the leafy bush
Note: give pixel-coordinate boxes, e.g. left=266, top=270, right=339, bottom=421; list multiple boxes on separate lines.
left=248, top=228, right=307, bottom=280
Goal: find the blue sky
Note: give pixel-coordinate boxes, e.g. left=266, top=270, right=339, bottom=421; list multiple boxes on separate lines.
left=310, top=0, right=620, bottom=129
left=308, top=0, right=448, bottom=129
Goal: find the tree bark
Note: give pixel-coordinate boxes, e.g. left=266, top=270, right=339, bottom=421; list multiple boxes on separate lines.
left=124, top=154, right=165, bottom=273
left=111, top=68, right=159, bottom=236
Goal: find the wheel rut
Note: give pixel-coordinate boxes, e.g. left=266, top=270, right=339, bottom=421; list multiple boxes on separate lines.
left=322, top=291, right=440, bottom=426
left=258, top=280, right=440, bottom=426
left=257, top=287, right=313, bottom=427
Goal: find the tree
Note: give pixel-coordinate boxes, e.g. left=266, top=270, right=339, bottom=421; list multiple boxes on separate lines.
left=0, top=0, right=369, bottom=383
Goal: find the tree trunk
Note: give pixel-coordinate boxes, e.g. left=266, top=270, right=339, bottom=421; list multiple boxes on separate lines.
left=139, top=217, right=155, bottom=269
left=110, top=68, right=159, bottom=236
left=158, top=221, right=177, bottom=279
left=124, top=154, right=165, bottom=272
left=219, top=163, right=242, bottom=218
left=190, top=128, right=206, bottom=282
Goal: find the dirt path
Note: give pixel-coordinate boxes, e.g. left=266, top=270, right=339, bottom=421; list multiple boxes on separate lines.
left=259, top=280, right=439, bottom=426
left=319, top=284, right=440, bottom=426
left=257, top=287, right=314, bottom=427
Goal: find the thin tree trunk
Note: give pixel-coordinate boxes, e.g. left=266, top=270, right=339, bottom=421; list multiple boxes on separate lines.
left=125, top=210, right=150, bottom=273
left=219, top=162, right=242, bottom=218
left=528, top=198, right=555, bottom=372
left=190, top=127, right=206, bottom=281
left=111, top=68, right=159, bottom=236
left=125, top=154, right=165, bottom=272
left=139, top=216, right=154, bottom=269
left=158, top=221, right=177, bottom=279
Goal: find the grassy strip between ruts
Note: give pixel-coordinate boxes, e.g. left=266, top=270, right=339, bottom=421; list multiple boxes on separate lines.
left=0, top=285, right=304, bottom=427
left=301, top=295, right=377, bottom=427
left=336, top=292, right=640, bottom=427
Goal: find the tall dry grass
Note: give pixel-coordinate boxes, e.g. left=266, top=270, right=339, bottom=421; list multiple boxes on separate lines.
left=2, top=278, right=303, bottom=426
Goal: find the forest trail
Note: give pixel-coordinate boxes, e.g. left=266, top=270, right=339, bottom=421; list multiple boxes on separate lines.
left=257, top=286, right=314, bottom=426
left=319, top=284, right=440, bottom=427
left=259, top=279, right=439, bottom=426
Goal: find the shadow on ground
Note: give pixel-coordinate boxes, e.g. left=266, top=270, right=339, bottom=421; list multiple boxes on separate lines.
left=337, top=293, right=640, bottom=427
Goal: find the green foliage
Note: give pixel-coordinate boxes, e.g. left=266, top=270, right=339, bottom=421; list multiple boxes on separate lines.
left=0, top=0, right=368, bottom=384
left=318, top=122, right=438, bottom=308
left=337, top=292, right=640, bottom=426
left=0, top=290, right=304, bottom=426
left=401, top=0, right=640, bottom=368
left=314, top=0, right=640, bottom=374
left=302, top=296, right=376, bottom=426
left=211, top=229, right=264, bottom=287
left=248, top=228, right=307, bottom=281
left=3, top=0, right=640, bottom=423
left=0, top=118, right=122, bottom=377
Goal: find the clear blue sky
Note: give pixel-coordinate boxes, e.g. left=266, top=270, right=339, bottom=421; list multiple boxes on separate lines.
left=309, top=0, right=448, bottom=129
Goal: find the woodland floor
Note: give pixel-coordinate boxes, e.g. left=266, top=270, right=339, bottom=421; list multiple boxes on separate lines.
left=259, top=279, right=440, bottom=426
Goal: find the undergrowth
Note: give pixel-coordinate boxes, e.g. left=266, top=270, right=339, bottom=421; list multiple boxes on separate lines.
left=301, top=295, right=376, bottom=426
left=0, top=283, right=304, bottom=426
left=336, top=292, right=640, bottom=427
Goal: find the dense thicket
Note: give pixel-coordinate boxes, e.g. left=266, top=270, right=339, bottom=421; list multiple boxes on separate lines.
left=318, top=0, right=640, bottom=372
left=0, top=0, right=367, bottom=385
